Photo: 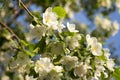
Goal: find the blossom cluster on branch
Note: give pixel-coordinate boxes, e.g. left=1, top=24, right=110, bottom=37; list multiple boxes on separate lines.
left=0, top=0, right=120, bottom=79
left=1, top=7, right=117, bottom=80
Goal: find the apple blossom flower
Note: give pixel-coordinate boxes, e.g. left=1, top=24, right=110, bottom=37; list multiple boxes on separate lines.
left=86, top=34, right=102, bottom=56
left=86, top=34, right=97, bottom=47
left=74, top=62, right=91, bottom=77
left=67, top=22, right=79, bottom=32
left=27, top=24, right=46, bottom=41
left=91, top=42, right=102, bottom=56
left=106, top=59, right=115, bottom=71
left=34, top=57, right=53, bottom=74
left=61, top=55, right=78, bottom=70
left=112, top=21, right=119, bottom=36
left=43, top=7, right=58, bottom=30
left=66, top=34, right=81, bottom=50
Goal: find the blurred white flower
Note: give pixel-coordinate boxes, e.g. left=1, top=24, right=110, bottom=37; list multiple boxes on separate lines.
left=53, top=66, right=63, bottom=73
left=61, top=55, right=78, bottom=70
left=90, top=77, right=99, bottom=80
left=106, top=59, right=115, bottom=71
left=25, top=75, right=37, bottom=80
left=67, top=22, right=79, bottom=32
left=95, top=65, right=108, bottom=78
left=116, top=0, right=120, bottom=9
left=102, top=19, right=111, bottom=31
left=64, top=2, right=74, bottom=18
left=98, top=0, right=111, bottom=9
left=74, top=62, right=91, bottom=77
left=112, top=21, right=119, bottom=36
left=66, top=34, right=81, bottom=50
left=94, top=70, right=101, bottom=78
left=43, top=7, right=58, bottom=29
left=95, top=15, right=112, bottom=31
left=101, top=0, right=111, bottom=9
left=94, top=15, right=103, bottom=26
left=29, top=23, right=35, bottom=29
left=45, top=67, right=63, bottom=80
left=86, top=34, right=102, bottom=56
left=34, top=57, right=53, bottom=75
left=1, top=75, right=10, bottom=80
left=26, top=24, right=46, bottom=41
left=34, top=57, right=63, bottom=79
left=57, top=23, right=65, bottom=33
left=86, top=34, right=97, bottom=47
left=103, top=48, right=110, bottom=60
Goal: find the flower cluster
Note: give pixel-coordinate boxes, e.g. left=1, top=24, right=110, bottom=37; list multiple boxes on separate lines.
left=94, top=15, right=119, bottom=36
left=34, top=57, right=62, bottom=80
left=25, top=7, right=116, bottom=80
left=1, top=7, right=118, bottom=80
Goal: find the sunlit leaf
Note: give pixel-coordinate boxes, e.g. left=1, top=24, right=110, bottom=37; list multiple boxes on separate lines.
left=53, top=6, right=66, bottom=18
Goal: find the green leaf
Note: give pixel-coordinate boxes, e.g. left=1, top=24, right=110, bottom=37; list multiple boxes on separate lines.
left=20, top=40, right=28, bottom=46
left=113, top=67, right=120, bottom=80
left=24, top=50, right=34, bottom=57
left=53, top=6, right=66, bottom=18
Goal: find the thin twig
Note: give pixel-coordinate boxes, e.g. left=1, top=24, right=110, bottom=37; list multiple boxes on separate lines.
left=18, top=0, right=43, bottom=26
left=0, top=22, right=23, bottom=48
left=18, top=0, right=34, bottom=18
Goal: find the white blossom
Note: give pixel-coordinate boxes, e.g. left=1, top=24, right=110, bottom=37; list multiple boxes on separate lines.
left=34, top=57, right=63, bottom=79
left=27, top=24, right=46, bottom=41
left=67, top=22, right=79, bottom=32
left=86, top=34, right=102, bottom=56
left=74, top=62, right=91, bottom=77
left=86, top=34, right=97, bottom=47
left=91, top=42, right=102, bottom=56
left=64, top=2, right=74, bottom=18
left=98, top=0, right=111, bottom=9
left=106, top=59, right=115, bottom=71
left=57, top=23, right=65, bottom=33
left=25, top=75, right=37, bottom=80
left=102, top=18, right=111, bottom=31
left=66, top=34, right=81, bottom=50
left=95, top=15, right=112, bottom=31
left=53, top=66, right=63, bottom=73
left=112, top=21, right=119, bottom=36
left=1, top=75, right=10, bottom=80
left=43, top=7, right=58, bottom=29
left=116, top=0, right=120, bottom=9
left=101, top=0, right=111, bottom=8
left=34, top=57, right=53, bottom=73
left=103, top=48, right=110, bottom=60
left=61, top=55, right=78, bottom=70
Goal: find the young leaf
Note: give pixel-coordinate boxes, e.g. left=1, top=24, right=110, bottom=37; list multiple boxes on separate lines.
left=113, top=67, right=120, bottom=80
left=53, top=6, right=66, bottom=18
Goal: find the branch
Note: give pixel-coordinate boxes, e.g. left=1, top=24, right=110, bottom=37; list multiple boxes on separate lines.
left=18, top=0, right=43, bottom=26
left=0, top=22, right=23, bottom=48
left=18, top=0, right=34, bottom=18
